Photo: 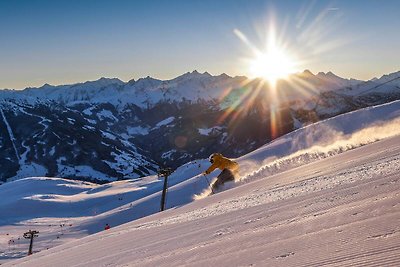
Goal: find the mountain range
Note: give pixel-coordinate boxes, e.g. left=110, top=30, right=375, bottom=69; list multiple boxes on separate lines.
left=1, top=70, right=399, bottom=183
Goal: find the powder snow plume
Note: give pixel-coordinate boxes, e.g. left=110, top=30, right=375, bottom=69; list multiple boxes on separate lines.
left=239, top=116, right=400, bottom=183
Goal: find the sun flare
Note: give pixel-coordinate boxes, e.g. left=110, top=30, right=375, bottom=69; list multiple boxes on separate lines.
left=226, top=8, right=349, bottom=139
left=249, top=47, right=296, bottom=86
left=235, top=27, right=298, bottom=87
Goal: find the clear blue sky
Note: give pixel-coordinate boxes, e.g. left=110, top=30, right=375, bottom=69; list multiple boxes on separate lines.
left=1, top=0, right=399, bottom=89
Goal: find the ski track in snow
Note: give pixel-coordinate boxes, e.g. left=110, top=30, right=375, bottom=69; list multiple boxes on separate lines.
left=16, top=105, right=50, bottom=137
left=0, top=104, right=52, bottom=181
left=4, top=104, right=51, bottom=181
left=0, top=107, right=20, bottom=161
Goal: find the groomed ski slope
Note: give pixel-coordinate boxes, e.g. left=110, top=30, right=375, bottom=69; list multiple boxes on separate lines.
left=5, top=131, right=400, bottom=267
left=1, top=100, right=400, bottom=266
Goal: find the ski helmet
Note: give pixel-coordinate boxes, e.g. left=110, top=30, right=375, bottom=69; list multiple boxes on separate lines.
left=209, top=153, right=221, bottom=163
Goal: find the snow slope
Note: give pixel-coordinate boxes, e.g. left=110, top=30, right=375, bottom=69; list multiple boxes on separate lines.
left=0, top=161, right=212, bottom=263
left=1, top=100, right=400, bottom=266
left=4, top=122, right=400, bottom=267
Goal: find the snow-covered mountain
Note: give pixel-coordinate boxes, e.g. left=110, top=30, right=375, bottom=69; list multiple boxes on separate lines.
left=341, top=70, right=400, bottom=96
left=0, top=69, right=364, bottom=107
left=0, top=71, right=244, bottom=107
left=1, top=100, right=399, bottom=266
left=0, top=70, right=399, bottom=182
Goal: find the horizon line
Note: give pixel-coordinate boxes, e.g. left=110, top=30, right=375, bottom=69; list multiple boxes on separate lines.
left=1, top=69, right=398, bottom=91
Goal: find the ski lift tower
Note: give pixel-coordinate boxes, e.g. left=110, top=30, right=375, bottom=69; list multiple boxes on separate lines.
left=23, top=230, right=39, bottom=255
left=158, top=167, right=173, bottom=211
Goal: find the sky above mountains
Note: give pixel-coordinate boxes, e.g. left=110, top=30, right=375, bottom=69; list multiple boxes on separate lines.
left=1, top=0, right=399, bottom=89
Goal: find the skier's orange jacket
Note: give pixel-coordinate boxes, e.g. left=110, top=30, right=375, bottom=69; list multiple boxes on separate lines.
left=205, top=153, right=239, bottom=174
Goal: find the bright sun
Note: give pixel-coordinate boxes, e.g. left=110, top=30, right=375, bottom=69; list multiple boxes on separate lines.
left=249, top=45, right=296, bottom=86
left=235, top=27, right=297, bottom=86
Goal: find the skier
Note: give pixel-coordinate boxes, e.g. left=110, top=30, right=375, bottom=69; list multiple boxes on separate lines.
left=203, top=153, right=239, bottom=191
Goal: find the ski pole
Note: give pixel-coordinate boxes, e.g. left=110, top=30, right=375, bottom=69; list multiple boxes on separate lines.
left=203, top=173, right=215, bottom=194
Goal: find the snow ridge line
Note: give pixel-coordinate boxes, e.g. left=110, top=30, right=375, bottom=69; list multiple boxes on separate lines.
left=0, top=107, right=20, bottom=161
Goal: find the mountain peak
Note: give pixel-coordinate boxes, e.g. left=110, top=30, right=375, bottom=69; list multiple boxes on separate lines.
left=99, top=77, right=124, bottom=84
left=80, top=77, right=124, bottom=88
left=41, top=83, right=54, bottom=88
left=379, top=70, right=400, bottom=80
left=317, top=71, right=338, bottom=77
left=219, top=73, right=231, bottom=79
left=326, top=71, right=339, bottom=78
left=135, top=76, right=162, bottom=87
left=174, top=70, right=213, bottom=81
left=300, top=69, right=315, bottom=77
